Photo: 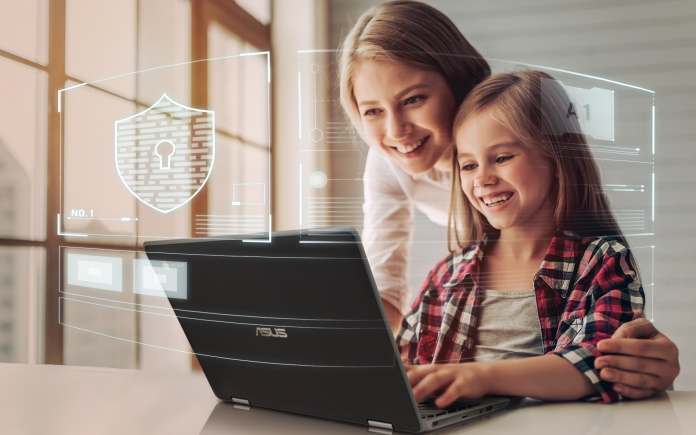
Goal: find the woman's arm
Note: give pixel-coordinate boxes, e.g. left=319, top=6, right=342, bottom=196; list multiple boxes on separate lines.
left=362, top=149, right=414, bottom=316
left=406, top=354, right=595, bottom=407
left=596, top=318, right=680, bottom=398
left=383, top=299, right=403, bottom=335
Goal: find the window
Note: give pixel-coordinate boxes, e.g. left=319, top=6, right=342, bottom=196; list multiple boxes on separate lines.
left=0, top=0, right=270, bottom=368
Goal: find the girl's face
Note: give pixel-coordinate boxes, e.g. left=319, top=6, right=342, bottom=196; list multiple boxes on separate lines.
left=352, top=61, right=456, bottom=174
left=455, top=111, right=556, bottom=234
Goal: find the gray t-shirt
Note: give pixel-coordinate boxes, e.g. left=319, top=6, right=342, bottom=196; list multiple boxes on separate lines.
left=471, top=289, right=545, bottom=361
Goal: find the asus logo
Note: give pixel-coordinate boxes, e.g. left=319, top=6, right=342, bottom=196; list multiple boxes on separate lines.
left=255, top=327, right=288, bottom=338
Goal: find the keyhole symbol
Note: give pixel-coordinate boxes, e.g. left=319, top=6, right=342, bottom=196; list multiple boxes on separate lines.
left=155, top=140, right=176, bottom=170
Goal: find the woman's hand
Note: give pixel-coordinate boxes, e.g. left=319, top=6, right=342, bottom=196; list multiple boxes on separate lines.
left=596, top=318, right=680, bottom=399
left=404, top=362, right=492, bottom=407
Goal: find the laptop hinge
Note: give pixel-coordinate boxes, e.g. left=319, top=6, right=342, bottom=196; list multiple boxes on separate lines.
left=231, top=397, right=249, bottom=405
left=367, top=420, right=393, bottom=430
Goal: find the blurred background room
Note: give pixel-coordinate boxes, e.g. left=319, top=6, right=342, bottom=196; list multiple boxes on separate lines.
left=0, top=0, right=694, bottom=390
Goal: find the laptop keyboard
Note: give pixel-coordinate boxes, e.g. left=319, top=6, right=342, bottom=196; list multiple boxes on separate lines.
left=418, top=399, right=481, bottom=419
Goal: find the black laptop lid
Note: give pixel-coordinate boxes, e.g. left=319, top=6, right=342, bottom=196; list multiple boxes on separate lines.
left=144, top=227, right=422, bottom=432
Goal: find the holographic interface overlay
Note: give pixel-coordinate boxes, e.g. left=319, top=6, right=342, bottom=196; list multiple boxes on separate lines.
left=59, top=240, right=396, bottom=368
left=57, top=53, right=271, bottom=241
left=296, top=51, right=657, bottom=321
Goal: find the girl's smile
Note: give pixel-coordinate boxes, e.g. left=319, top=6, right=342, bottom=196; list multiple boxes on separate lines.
left=352, top=61, right=456, bottom=174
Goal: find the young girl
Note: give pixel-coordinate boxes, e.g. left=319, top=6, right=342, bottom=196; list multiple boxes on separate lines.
left=396, top=71, right=644, bottom=405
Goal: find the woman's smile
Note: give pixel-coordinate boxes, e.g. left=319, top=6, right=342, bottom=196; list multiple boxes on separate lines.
left=390, top=135, right=429, bottom=155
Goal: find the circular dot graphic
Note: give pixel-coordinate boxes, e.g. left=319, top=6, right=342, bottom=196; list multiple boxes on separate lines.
left=309, top=171, right=328, bottom=189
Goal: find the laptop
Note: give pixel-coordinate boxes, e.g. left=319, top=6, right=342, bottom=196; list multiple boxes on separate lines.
left=143, top=227, right=509, bottom=433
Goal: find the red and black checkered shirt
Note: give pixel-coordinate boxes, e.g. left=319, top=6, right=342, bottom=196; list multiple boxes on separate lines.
left=396, top=230, right=644, bottom=403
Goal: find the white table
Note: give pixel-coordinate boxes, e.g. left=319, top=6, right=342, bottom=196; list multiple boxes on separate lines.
left=1, top=363, right=693, bottom=434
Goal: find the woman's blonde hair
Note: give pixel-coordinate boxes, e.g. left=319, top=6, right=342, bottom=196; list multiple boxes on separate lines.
left=448, top=71, right=626, bottom=250
left=338, top=0, right=490, bottom=129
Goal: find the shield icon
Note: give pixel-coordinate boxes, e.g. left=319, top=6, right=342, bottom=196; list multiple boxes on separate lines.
left=114, top=93, right=215, bottom=213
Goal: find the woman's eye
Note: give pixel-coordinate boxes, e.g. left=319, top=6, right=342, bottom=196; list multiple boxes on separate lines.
left=363, top=108, right=381, bottom=117
left=496, top=155, right=514, bottom=164
left=404, top=95, right=425, bottom=105
left=461, top=163, right=477, bottom=172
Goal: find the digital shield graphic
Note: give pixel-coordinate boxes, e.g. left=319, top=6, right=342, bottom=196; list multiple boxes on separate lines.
left=115, top=93, right=215, bottom=213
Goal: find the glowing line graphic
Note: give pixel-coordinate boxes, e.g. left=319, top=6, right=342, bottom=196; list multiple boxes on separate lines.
left=242, top=214, right=273, bottom=243
left=298, top=72, right=302, bottom=139
left=59, top=292, right=394, bottom=368
left=312, top=65, right=318, bottom=131
left=60, top=53, right=266, bottom=91
left=487, top=57, right=655, bottom=93
left=61, top=297, right=383, bottom=330
left=652, top=171, right=656, bottom=222
left=59, top=290, right=383, bottom=322
left=651, top=246, right=656, bottom=321
left=65, top=217, right=139, bottom=221
left=56, top=214, right=88, bottom=237
left=297, top=49, right=337, bottom=53
left=144, top=250, right=359, bottom=260
left=652, top=104, right=656, bottom=156
left=294, top=50, right=655, bottom=93
left=60, top=323, right=395, bottom=369
left=299, top=241, right=359, bottom=244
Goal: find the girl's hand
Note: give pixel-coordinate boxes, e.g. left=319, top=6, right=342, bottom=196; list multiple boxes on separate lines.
left=406, top=362, right=492, bottom=407
left=596, top=318, right=680, bottom=399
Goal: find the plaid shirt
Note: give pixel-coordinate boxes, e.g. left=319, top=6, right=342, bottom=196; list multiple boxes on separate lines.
left=396, top=230, right=644, bottom=404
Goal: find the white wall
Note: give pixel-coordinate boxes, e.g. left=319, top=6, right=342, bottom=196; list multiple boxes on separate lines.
left=328, top=0, right=696, bottom=390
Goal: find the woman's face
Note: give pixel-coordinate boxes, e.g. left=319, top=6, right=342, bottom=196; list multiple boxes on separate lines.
left=352, top=61, right=457, bottom=174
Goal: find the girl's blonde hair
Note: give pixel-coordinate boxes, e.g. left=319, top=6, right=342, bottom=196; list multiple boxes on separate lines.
left=448, top=71, right=626, bottom=250
left=338, top=0, right=490, bottom=129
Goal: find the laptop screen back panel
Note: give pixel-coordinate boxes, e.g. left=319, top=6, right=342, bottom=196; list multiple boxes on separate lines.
left=144, top=228, right=423, bottom=432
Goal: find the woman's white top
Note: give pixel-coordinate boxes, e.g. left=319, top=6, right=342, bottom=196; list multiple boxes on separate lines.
left=471, top=289, right=545, bottom=361
left=362, top=149, right=451, bottom=312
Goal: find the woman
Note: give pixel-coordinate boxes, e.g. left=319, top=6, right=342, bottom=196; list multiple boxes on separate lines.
left=337, top=0, right=679, bottom=399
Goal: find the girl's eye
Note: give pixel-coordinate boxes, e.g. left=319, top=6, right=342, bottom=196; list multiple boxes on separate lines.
left=404, top=95, right=425, bottom=105
left=461, top=163, right=477, bottom=172
left=495, top=155, right=515, bottom=164
left=363, top=108, right=381, bottom=117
